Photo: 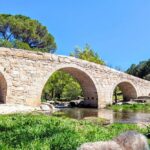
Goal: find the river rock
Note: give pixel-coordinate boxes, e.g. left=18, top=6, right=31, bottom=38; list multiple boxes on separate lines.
left=46, top=100, right=55, bottom=104
left=40, top=104, right=52, bottom=112
left=70, top=99, right=83, bottom=107
left=78, top=131, right=149, bottom=150
left=0, top=104, right=38, bottom=114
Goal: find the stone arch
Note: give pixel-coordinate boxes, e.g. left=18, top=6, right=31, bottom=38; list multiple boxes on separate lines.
left=112, top=81, right=137, bottom=102
left=0, top=72, right=7, bottom=104
left=40, top=65, right=99, bottom=108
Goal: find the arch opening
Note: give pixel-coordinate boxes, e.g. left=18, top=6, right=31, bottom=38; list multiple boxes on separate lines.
left=41, top=67, right=98, bottom=108
left=113, top=82, right=137, bottom=103
left=0, top=73, right=7, bottom=104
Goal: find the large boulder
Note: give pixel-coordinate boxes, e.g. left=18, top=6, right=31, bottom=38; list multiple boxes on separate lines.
left=78, top=131, right=149, bottom=150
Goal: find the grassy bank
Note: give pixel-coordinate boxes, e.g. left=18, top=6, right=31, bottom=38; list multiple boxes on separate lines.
left=0, top=113, right=148, bottom=150
left=108, top=103, right=150, bottom=112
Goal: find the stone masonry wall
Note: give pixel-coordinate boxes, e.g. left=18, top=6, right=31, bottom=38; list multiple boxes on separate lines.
left=0, top=47, right=149, bottom=108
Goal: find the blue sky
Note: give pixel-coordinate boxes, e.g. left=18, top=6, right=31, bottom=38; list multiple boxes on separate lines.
left=0, top=0, right=150, bottom=70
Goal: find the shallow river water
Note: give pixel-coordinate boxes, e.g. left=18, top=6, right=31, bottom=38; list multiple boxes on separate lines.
left=58, top=108, right=150, bottom=124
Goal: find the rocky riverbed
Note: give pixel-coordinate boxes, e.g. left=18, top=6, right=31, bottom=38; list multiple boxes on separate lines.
left=0, top=103, right=57, bottom=114
left=0, top=104, right=40, bottom=114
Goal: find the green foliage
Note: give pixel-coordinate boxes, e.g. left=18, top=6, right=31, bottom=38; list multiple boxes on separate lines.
left=62, top=81, right=82, bottom=100
left=0, top=114, right=146, bottom=150
left=146, top=125, right=150, bottom=139
left=108, top=104, right=150, bottom=112
left=42, top=71, right=83, bottom=101
left=70, top=44, right=105, bottom=65
left=0, top=14, right=56, bottom=53
left=113, top=86, right=123, bottom=103
left=127, top=59, right=150, bottom=81
left=14, top=40, right=31, bottom=50
left=0, top=39, right=13, bottom=48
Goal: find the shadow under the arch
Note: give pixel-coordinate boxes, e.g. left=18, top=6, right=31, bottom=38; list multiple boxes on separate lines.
left=113, top=81, right=137, bottom=103
left=0, top=73, right=7, bottom=104
left=41, top=67, right=99, bottom=108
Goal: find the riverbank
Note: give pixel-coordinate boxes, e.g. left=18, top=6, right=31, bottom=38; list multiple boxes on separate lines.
left=108, top=103, right=150, bottom=112
left=0, top=104, right=39, bottom=114
left=0, top=113, right=149, bottom=150
left=0, top=103, right=56, bottom=114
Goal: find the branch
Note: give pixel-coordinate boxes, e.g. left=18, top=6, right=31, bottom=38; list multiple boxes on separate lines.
left=6, top=33, right=13, bottom=41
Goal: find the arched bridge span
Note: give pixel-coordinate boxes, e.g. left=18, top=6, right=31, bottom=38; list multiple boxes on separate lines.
left=0, top=48, right=149, bottom=108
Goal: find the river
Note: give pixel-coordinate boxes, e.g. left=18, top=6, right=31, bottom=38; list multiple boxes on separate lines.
left=58, top=108, right=150, bottom=124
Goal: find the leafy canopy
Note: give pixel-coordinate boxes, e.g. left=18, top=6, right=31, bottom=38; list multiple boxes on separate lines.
left=42, top=71, right=83, bottom=101
left=70, top=44, right=105, bottom=65
left=0, top=14, right=56, bottom=53
left=126, top=59, right=150, bottom=81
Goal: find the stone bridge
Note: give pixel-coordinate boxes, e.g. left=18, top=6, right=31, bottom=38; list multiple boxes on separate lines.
left=0, top=47, right=150, bottom=108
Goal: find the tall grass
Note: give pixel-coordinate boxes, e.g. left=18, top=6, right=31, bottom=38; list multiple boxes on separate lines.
left=0, top=113, right=147, bottom=150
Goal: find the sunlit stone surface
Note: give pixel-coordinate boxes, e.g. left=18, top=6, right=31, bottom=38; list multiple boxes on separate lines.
left=0, top=47, right=149, bottom=108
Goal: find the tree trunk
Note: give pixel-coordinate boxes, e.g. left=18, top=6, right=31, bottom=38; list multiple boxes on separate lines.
left=114, top=89, right=118, bottom=103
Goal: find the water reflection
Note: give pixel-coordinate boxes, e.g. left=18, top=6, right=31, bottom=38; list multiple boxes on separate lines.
left=59, top=108, right=150, bottom=123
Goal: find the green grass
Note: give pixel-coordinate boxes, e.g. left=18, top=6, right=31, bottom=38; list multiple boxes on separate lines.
left=0, top=113, right=148, bottom=150
left=108, top=104, right=150, bottom=112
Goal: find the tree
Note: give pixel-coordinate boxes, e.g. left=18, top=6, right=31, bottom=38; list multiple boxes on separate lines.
left=41, top=71, right=83, bottom=101
left=127, top=59, right=150, bottom=81
left=113, top=86, right=123, bottom=103
left=62, top=80, right=82, bottom=100
left=126, top=64, right=137, bottom=75
left=70, top=44, right=105, bottom=65
left=0, top=14, right=56, bottom=53
left=144, top=74, right=150, bottom=80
